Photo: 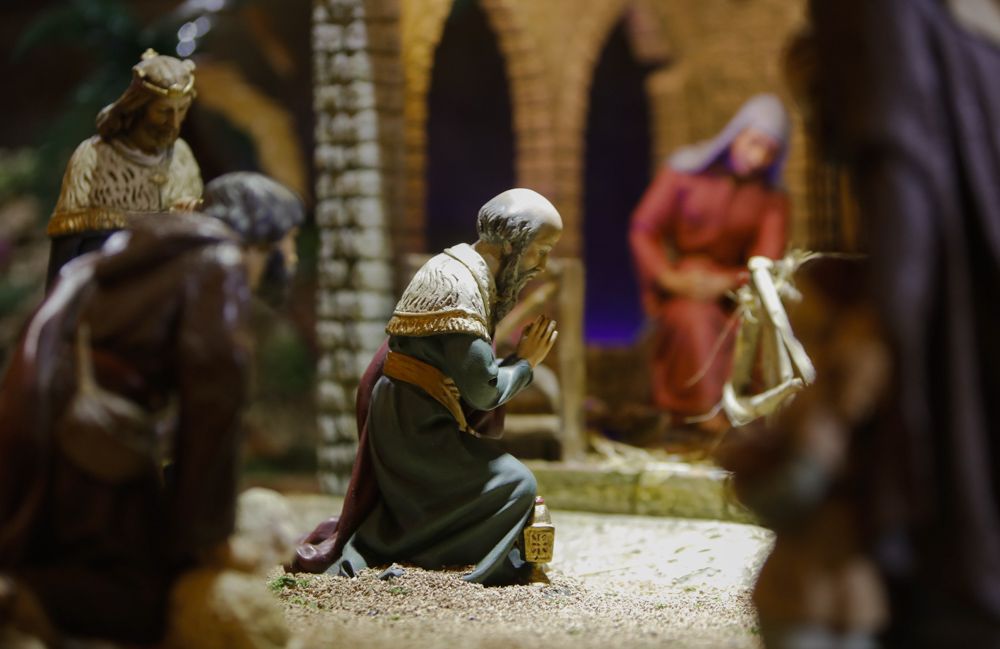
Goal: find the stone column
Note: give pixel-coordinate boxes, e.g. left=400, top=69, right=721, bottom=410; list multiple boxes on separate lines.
left=313, top=0, right=403, bottom=494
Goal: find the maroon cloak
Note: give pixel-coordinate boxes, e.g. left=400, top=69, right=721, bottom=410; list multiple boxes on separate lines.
left=291, top=340, right=389, bottom=572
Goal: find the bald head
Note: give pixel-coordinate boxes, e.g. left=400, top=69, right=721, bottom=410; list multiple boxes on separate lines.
left=476, top=188, right=563, bottom=253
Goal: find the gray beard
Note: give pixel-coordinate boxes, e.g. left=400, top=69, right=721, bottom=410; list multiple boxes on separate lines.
left=492, top=253, right=535, bottom=329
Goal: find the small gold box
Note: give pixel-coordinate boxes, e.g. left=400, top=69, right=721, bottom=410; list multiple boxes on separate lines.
left=523, top=496, right=555, bottom=563
left=524, top=524, right=555, bottom=563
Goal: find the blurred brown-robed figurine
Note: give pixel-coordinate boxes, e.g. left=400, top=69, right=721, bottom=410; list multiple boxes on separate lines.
left=0, top=173, right=302, bottom=648
left=45, top=48, right=203, bottom=287
left=720, top=0, right=1000, bottom=647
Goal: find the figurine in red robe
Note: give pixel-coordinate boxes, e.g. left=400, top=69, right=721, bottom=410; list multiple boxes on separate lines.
left=629, top=94, right=791, bottom=432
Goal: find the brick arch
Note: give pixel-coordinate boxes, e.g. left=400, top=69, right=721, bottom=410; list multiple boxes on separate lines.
left=548, top=0, right=669, bottom=258
left=397, top=0, right=555, bottom=257
left=479, top=0, right=557, bottom=199
left=399, top=0, right=456, bottom=255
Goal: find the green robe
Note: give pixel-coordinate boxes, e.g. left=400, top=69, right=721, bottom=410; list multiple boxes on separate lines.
left=333, top=333, right=536, bottom=585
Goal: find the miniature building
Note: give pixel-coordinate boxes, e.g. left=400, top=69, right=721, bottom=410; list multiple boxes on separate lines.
left=311, top=0, right=827, bottom=493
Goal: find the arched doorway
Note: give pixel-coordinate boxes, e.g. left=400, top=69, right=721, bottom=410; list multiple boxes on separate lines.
left=425, top=0, right=515, bottom=252
left=582, top=19, right=652, bottom=345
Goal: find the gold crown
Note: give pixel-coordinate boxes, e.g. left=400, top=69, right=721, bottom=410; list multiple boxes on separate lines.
left=133, top=49, right=196, bottom=97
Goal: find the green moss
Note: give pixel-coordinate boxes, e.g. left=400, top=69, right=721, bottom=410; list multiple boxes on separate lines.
left=256, top=324, right=315, bottom=397
left=268, top=573, right=311, bottom=593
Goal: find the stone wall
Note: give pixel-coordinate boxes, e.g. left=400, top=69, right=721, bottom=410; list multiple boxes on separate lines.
left=313, top=0, right=404, bottom=493
left=313, top=0, right=814, bottom=493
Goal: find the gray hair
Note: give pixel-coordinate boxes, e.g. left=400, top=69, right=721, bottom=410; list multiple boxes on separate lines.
left=476, top=192, right=541, bottom=254
left=475, top=188, right=562, bottom=326
left=201, top=172, right=304, bottom=245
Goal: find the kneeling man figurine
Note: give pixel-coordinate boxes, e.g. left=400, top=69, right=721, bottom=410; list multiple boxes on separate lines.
left=295, top=188, right=562, bottom=585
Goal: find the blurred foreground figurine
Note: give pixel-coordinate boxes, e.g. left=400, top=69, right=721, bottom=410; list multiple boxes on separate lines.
left=294, top=188, right=561, bottom=585
left=46, top=49, right=202, bottom=286
left=802, top=0, right=1000, bottom=646
left=717, top=258, right=889, bottom=649
left=722, top=0, right=1000, bottom=647
left=630, top=94, right=790, bottom=435
left=0, top=173, right=302, bottom=648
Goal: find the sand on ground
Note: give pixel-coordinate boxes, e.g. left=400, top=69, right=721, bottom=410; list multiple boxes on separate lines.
left=276, top=501, right=773, bottom=649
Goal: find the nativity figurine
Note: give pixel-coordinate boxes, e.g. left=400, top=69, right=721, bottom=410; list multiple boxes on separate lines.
left=0, top=172, right=302, bottom=648
left=629, top=94, right=791, bottom=435
left=46, top=48, right=203, bottom=287
left=294, top=188, right=562, bottom=585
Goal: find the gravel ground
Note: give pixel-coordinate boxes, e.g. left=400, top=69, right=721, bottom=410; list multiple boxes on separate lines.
left=273, top=567, right=758, bottom=649
left=277, top=498, right=772, bottom=649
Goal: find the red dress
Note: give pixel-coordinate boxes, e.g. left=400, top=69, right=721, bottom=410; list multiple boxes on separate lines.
left=629, top=166, right=788, bottom=416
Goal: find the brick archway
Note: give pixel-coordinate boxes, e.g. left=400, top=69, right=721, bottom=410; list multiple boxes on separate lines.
left=479, top=0, right=557, bottom=199
left=398, top=0, right=455, bottom=255
left=312, top=0, right=813, bottom=492
left=544, top=0, right=679, bottom=258
left=398, top=0, right=554, bottom=258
